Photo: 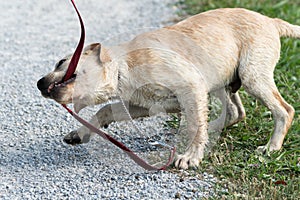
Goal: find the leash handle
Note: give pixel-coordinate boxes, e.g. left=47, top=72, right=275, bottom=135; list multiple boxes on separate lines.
left=63, top=0, right=85, bottom=82
left=62, top=104, right=176, bottom=170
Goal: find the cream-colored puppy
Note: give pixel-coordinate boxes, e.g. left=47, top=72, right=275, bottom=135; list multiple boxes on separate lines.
left=37, top=8, right=299, bottom=169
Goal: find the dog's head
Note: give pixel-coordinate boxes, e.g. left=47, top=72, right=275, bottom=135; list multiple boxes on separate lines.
left=37, top=43, right=117, bottom=112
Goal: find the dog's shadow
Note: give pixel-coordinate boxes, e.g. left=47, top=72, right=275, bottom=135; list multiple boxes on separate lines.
left=0, top=139, right=101, bottom=171
left=1, top=135, right=148, bottom=174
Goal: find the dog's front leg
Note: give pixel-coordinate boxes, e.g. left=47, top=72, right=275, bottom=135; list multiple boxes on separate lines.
left=63, top=102, right=149, bottom=145
left=174, top=87, right=209, bottom=169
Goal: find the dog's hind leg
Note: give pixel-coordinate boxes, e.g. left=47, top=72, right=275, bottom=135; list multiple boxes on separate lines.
left=208, top=89, right=227, bottom=132
left=209, top=89, right=245, bottom=132
left=224, top=91, right=246, bottom=127
left=239, top=62, right=294, bottom=152
left=243, top=78, right=294, bottom=152
left=63, top=102, right=150, bottom=145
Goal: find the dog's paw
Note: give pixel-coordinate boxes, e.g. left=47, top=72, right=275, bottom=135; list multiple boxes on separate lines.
left=63, top=131, right=90, bottom=145
left=256, top=144, right=280, bottom=155
left=175, top=155, right=200, bottom=169
left=63, top=131, right=82, bottom=145
left=174, top=146, right=204, bottom=169
left=256, top=145, right=267, bottom=154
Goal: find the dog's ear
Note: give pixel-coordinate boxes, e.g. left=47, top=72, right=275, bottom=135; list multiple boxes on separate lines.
left=84, top=43, right=100, bottom=51
left=99, top=45, right=111, bottom=63
left=84, top=43, right=111, bottom=63
left=84, top=43, right=101, bottom=56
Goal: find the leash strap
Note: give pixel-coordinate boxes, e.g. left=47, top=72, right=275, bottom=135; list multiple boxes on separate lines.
left=60, top=0, right=176, bottom=170
left=62, top=104, right=176, bottom=170
left=63, top=0, right=85, bottom=82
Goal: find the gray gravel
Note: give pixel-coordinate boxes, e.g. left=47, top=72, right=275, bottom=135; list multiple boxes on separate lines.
left=0, top=0, right=217, bottom=199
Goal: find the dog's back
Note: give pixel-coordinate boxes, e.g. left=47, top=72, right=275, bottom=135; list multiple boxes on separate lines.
left=170, top=8, right=300, bottom=40
left=123, top=8, right=300, bottom=90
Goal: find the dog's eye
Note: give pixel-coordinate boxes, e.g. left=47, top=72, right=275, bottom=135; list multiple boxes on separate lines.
left=55, top=58, right=67, bottom=69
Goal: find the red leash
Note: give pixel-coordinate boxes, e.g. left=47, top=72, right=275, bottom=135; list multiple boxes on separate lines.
left=62, top=105, right=175, bottom=170
left=62, top=0, right=85, bottom=82
left=60, top=0, right=176, bottom=170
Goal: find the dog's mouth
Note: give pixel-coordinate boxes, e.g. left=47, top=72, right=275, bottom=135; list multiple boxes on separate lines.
left=48, top=74, right=77, bottom=94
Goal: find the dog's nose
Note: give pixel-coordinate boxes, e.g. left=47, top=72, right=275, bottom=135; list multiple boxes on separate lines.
left=37, top=77, right=51, bottom=97
left=37, top=77, right=47, bottom=91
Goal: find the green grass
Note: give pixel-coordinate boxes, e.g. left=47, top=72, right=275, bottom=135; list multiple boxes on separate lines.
left=174, top=0, right=300, bottom=199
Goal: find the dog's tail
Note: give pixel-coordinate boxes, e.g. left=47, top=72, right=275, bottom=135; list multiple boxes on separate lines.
left=273, top=18, right=300, bottom=38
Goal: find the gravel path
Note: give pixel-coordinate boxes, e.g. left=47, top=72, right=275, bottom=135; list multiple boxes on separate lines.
left=0, top=0, right=217, bottom=199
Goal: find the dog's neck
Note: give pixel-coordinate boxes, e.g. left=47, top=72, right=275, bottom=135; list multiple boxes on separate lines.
left=102, top=44, right=137, bottom=101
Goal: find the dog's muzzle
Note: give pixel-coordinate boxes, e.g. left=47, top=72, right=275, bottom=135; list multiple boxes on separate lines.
left=37, top=74, right=77, bottom=98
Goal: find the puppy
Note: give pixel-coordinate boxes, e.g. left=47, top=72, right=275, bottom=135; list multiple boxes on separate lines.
left=37, top=8, right=299, bottom=169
